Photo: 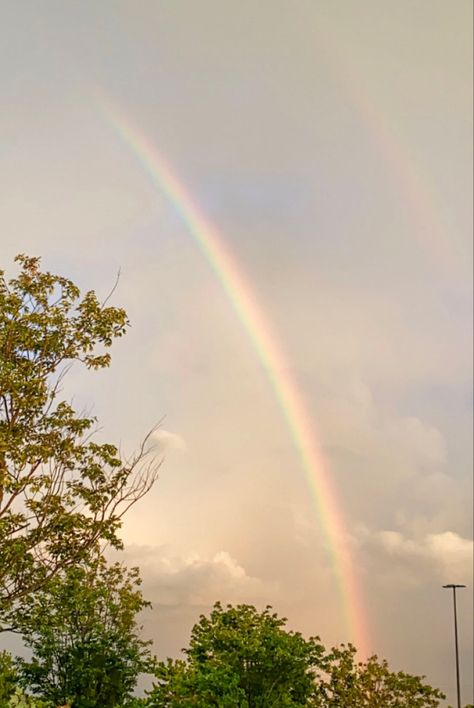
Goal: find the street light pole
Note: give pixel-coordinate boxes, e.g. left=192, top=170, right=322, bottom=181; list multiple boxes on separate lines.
left=443, top=583, right=466, bottom=708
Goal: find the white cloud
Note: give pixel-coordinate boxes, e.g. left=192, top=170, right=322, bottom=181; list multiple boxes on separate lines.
left=369, top=529, right=473, bottom=584
left=147, top=429, right=187, bottom=453
left=120, top=545, right=274, bottom=608
left=425, top=531, right=473, bottom=582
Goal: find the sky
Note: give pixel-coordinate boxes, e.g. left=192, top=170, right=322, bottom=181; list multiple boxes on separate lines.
left=1, top=0, right=472, bottom=703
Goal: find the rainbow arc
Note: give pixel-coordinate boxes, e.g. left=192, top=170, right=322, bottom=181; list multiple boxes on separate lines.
left=101, top=103, right=369, bottom=656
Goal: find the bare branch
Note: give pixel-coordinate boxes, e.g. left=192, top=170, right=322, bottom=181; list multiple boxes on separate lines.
left=101, top=267, right=122, bottom=308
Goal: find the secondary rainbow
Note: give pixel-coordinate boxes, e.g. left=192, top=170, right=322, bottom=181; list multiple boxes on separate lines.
left=100, top=102, right=370, bottom=656
left=312, top=24, right=458, bottom=279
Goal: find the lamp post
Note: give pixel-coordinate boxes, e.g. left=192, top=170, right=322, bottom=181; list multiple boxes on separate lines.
left=442, top=583, right=466, bottom=708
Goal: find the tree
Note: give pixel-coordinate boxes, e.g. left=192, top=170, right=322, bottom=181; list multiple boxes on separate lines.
left=312, top=643, right=446, bottom=707
left=5, top=688, right=51, bottom=708
left=148, top=602, right=325, bottom=707
left=0, top=652, right=51, bottom=707
left=0, top=650, right=18, bottom=704
left=148, top=603, right=447, bottom=708
left=16, top=555, right=155, bottom=707
left=0, top=255, right=159, bottom=618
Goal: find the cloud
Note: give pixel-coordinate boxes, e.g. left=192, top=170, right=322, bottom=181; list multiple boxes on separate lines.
left=120, top=545, right=274, bottom=608
left=384, top=417, right=447, bottom=469
left=147, top=429, right=187, bottom=453
left=362, top=529, right=473, bottom=585
left=423, top=532, right=473, bottom=582
left=319, top=378, right=447, bottom=470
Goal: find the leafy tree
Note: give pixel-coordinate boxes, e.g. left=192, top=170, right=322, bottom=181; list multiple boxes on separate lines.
left=0, top=255, right=159, bottom=618
left=6, top=688, right=51, bottom=708
left=0, top=653, right=51, bottom=708
left=313, top=643, right=446, bottom=707
left=16, top=555, right=155, bottom=707
left=0, top=651, right=18, bottom=704
left=149, top=603, right=447, bottom=708
left=148, top=602, right=325, bottom=707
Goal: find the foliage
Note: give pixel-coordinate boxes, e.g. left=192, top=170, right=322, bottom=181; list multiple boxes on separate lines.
left=0, top=653, right=51, bottom=708
left=6, top=687, right=51, bottom=708
left=16, top=556, right=155, bottom=708
left=312, top=643, right=446, bottom=707
left=149, top=603, right=447, bottom=708
left=148, top=602, right=325, bottom=707
left=0, top=651, right=18, bottom=704
left=0, top=255, right=159, bottom=618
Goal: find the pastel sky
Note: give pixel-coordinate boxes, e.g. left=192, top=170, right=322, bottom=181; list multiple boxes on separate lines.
left=1, top=1, right=472, bottom=703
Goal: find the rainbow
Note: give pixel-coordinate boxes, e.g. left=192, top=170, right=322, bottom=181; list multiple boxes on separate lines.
left=99, top=102, right=369, bottom=656
left=312, top=25, right=459, bottom=279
